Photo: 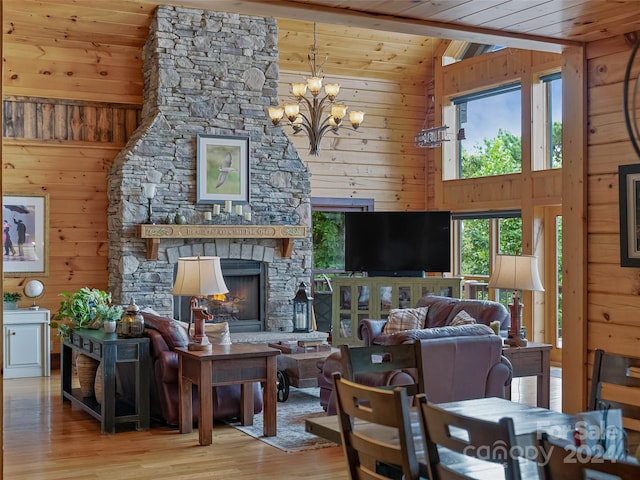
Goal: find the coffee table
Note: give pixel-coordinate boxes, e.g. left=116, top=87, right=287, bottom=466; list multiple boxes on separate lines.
left=271, top=347, right=338, bottom=401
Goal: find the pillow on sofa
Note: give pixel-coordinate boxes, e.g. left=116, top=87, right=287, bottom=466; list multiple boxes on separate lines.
left=383, top=307, right=428, bottom=334
left=450, top=309, right=477, bottom=326
left=176, top=320, right=232, bottom=345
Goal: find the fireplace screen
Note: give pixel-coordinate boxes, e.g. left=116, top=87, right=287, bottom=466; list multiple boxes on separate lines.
left=174, top=259, right=264, bottom=333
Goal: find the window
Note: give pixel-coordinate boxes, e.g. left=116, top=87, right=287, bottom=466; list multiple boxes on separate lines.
left=454, top=84, right=522, bottom=179
left=544, top=73, right=562, bottom=169
left=454, top=211, right=522, bottom=301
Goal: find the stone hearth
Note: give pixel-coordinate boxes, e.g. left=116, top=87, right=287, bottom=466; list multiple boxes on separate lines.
left=107, top=6, right=312, bottom=332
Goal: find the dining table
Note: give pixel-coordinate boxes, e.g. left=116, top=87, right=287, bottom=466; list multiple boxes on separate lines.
left=306, top=396, right=578, bottom=479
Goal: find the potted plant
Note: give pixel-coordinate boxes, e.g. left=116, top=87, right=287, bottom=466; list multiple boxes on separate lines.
left=4, top=292, right=22, bottom=310
left=50, top=287, right=113, bottom=338
left=96, top=303, right=123, bottom=333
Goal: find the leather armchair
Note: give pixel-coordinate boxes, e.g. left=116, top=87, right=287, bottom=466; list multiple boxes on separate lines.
left=142, top=312, right=263, bottom=426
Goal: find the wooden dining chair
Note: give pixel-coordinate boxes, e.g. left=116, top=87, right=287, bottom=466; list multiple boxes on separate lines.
left=331, top=372, right=427, bottom=480
left=339, top=343, right=422, bottom=396
left=588, top=349, right=640, bottom=452
left=416, top=393, right=522, bottom=480
left=537, top=431, right=640, bottom=480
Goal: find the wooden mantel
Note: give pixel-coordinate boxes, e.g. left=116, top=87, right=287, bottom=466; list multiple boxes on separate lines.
left=137, top=224, right=307, bottom=260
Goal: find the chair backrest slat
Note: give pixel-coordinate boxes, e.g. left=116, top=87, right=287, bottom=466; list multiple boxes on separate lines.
left=417, top=393, right=521, bottom=480
left=332, top=372, right=423, bottom=480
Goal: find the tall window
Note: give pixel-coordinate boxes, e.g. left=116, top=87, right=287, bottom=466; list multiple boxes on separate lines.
left=454, top=84, right=522, bottom=179
left=454, top=211, right=522, bottom=301
left=544, top=73, right=562, bottom=169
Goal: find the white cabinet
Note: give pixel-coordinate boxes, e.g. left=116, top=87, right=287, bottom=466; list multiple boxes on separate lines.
left=3, top=308, right=51, bottom=378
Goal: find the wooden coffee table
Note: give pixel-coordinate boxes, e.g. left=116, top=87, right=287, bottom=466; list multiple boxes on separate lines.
left=272, top=347, right=338, bottom=401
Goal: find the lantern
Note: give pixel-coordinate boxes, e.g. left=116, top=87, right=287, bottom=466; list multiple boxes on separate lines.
left=118, top=297, right=144, bottom=338
left=293, top=282, right=313, bottom=333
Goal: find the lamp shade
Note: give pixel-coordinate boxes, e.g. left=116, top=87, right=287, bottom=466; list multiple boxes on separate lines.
left=488, top=254, right=544, bottom=292
left=172, top=256, right=229, bottom=296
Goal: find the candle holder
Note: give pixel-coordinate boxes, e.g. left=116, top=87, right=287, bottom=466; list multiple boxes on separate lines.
left=141, top=183, right=157, bottom=224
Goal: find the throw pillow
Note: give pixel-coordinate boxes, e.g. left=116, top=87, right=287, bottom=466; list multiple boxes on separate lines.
left=383, top=306, right=429, bottom=334
left=176, top=320, right=232, bottom=345
left=449, top=309, right=477, bottom=326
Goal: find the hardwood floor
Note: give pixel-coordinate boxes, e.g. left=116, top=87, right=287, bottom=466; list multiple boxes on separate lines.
left=3, top=369, right=562, bottom=479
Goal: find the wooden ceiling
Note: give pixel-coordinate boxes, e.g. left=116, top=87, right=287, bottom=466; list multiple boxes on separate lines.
left=3, top=0, right=640, bottom=86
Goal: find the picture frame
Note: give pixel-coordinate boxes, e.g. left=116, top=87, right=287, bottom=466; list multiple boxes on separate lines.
left=2, top=193, right=49, bottom=277
left=196, top=134, right=250, bottom=204
left=618, top=164, right=640, bottom=267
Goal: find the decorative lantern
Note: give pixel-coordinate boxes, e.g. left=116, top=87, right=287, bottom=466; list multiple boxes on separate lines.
left=118, top=297, right=144, bottom=338
left=293, top=282, right=313, bottom=333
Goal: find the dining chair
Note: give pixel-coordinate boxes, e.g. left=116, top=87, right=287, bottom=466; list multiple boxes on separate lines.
left=331, top=372, right=427, bottom=480
left=339, top=343, right=422, bottom=396
left=416, top=393, right=522, bottom=480
left=537, top=431, right=640, bottom=480
left=588, top=349, right=640, bottom=452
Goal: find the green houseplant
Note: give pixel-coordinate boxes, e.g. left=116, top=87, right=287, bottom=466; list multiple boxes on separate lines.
left=4, top=292, right=22, bottom=310
left=50, top=287, right=113, bottom=338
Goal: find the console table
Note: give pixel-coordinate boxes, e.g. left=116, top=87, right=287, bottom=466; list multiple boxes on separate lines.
left=502, top=342, right=552, bottom=408
left=61, top=328, right=150, bottom=433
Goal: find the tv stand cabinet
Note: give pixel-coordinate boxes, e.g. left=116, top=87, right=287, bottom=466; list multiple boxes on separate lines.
left=330, top=276, right=463, bottom=346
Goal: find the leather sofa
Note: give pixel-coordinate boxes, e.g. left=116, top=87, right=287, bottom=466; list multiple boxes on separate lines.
left=141, top=311, right=263, bottom=426
left=317, top=295, right=512, bottom=414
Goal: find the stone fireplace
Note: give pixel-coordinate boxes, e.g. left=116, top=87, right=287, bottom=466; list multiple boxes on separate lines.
left=107, top=6, right=313, bottom=333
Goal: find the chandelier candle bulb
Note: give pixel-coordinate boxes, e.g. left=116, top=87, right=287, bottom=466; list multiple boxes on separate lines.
left=224, top=200, right=232, bottom=213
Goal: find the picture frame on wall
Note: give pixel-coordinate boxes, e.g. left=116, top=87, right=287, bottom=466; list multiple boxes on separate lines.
left=196, top=134, right=250, bottom=204
left=2, top=193, right=49, bottom=277
left=618, top=164, right=640, bottom=267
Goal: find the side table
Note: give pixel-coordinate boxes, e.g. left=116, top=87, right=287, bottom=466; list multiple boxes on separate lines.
left=61, top=328, right=150, bottom=433
left=502, top=341, right=552, bottom=408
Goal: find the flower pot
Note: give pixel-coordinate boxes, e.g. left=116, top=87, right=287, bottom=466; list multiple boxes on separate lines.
left=76, top=353, right=99, bottom=398
left=103, top=320, right=117, bottom=333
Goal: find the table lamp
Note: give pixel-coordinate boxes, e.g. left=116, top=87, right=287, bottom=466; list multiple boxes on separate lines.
left=488, top=254, right=544, bottom=347
left=172, top=256, right=229, bottom=352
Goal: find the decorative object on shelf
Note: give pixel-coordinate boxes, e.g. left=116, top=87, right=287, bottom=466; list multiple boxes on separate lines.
left=197, top=134, right=250, bottom=205
left=118, top=298, right=144, bottom=338
left=488, top=254, right=544, bottom=347
left=141, top=182, right=157, bottom=224
left=268, top=23, right=364, bottom=156
left=96, top=303, right=123, bottom=334
left=3, top=291, right=22, bottom=310
left=174, top=212, right=187, bottom=225
left=2, top=193, right=49, bottom=277
left=23, top=279, right=45, bottom=310
left=76, top=353, right=99, bottom=398
left=293, top=282, right=313, bottom=333
left=172, top=256, right=229, bottom=352
left=50, top=287, right=113, bottom=338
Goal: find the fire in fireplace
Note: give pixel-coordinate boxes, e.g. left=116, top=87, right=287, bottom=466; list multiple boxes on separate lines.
left=173, top=259, right=265, bottom=333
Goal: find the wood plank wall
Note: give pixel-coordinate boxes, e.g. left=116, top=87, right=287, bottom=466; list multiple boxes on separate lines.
left=584, top=36, right=640, bottom=367
left=1, top=4, right=434, bottom=355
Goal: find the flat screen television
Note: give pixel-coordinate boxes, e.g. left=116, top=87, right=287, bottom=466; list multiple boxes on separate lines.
left=344, top=211, right=451, bottom=276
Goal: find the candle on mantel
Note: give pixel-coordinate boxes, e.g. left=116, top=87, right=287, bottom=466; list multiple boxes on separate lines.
left=213, top=204, right=221, bottom=215
left=244, top=211, right=252, bottom=221
left=203, top=211, right=212, bottom=221
left=224, top=200, right=232, bottom=213
left=235, top=205, right=243, bottom=216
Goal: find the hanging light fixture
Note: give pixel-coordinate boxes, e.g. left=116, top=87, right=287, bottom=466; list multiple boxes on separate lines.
left=268, top=23, right=365, bottom=156
left=415, top=47, right=449, bottom=149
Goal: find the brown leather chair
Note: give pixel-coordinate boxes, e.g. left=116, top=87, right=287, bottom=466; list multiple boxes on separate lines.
left=142, top=312, right=262, bottom=426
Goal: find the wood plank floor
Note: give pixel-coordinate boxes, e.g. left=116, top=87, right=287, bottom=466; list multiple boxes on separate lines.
left=3, top=369, right=562, bottom=479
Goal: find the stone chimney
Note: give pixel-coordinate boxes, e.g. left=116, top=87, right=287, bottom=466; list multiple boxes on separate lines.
left=107, top=6, right=312, bottom=332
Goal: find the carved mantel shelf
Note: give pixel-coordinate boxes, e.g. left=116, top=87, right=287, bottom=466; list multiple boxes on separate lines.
left=137, top=224, right=307, bottom=260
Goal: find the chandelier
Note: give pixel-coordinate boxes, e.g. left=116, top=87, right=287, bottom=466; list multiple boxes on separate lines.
left=268, top=23, right=365, bottom=156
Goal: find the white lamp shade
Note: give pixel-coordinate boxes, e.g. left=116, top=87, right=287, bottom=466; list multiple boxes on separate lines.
left=488, top=254, right=544, bottom=292
left=172, top=256, right=229, bottom=296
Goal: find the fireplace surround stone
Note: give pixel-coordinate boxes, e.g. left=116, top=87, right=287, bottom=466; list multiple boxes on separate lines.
left=107, top=6, right=312, bottom=333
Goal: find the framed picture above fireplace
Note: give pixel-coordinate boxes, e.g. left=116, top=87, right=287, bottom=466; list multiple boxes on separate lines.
left=196, top=134, right=250, bottom=204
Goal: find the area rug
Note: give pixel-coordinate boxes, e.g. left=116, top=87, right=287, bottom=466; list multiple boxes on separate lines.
left=227, top=387, right=337, bottom=452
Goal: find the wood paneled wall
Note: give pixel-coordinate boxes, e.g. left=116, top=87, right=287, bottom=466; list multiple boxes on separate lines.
left=1, top=2, right=434, bottom=354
